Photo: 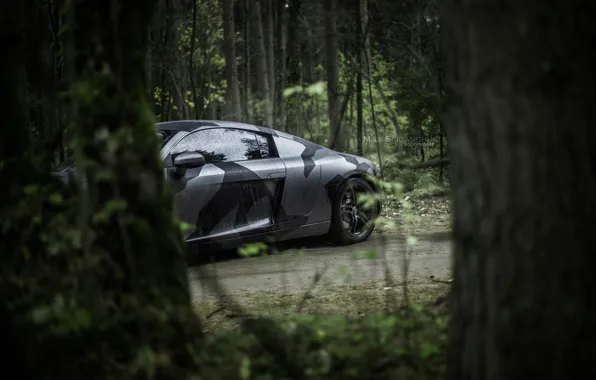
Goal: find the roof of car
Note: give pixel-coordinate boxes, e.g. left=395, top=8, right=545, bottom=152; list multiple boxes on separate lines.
left=156, top=120, right=275, bottom=134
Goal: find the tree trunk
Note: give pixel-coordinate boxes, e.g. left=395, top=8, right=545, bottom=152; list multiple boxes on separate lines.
left=242, top=0, right=251, bottom=120
left=223, top=0, right=241, bottom=120
left=301, top=7, right=317, bottom=136
left=158, top=0, right=170, bottom=120
left=168, top=0, right=188, bottom=120
left=285, top=0, right=301, bottom=133
left=264, top=0, right=275, bottom=107
left=64, top=0, right=196, bottom=373
left=146, top=24, right=152, bottom=95
left=443, top=0, right=596, bottom=379
left=274, top=0, right=286, bottom=129
left=324, top=0, right=344, bottom=151
left=250, top=0, right=273, bottom=126
left=355, top=0, right=367, bottom=156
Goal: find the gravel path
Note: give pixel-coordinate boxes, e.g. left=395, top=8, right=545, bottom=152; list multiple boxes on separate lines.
left=188, top=232, right=452, bottom=302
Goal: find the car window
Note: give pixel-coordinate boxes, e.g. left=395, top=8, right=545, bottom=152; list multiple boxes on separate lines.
left=170, top=128, right=268, bottom=163
left=255, top=134, right=271, bottom=159
left=158, top=129, right=178, bottom=147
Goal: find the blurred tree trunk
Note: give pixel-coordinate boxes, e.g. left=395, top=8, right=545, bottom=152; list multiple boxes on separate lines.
left=146, top=24, right=152, bottom=94
left=285, top=0, right=301, bottom=133
left=443, top=0, right=596, bottom=379
left=157, top=0, right=170, bottom=120
left=241, top=0, right=251, bottom=120
left=324, top=0, right=344, bottom=150
left=301, top=3, right=317, bottom=136
left=355, top=0, right=368, bottom=155
left=167, top=0, right=188, bottom=120
left=274, top=0, right=286, bottom=129
left=188, top=0, right=199, bottom=118
left=63, top=0, right=196, bottom=374
left=264, top=0, right=275, bottom=107
left=223, top=0, right=241, bottom=120
left=250, top=0, right=273, bottom=126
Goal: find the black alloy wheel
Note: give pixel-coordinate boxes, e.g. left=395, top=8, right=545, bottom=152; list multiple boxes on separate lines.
left=328, top=177, right=378, bottom=245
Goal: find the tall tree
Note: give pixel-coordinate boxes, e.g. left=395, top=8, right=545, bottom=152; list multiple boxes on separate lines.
left=285, top=0, right=301, bottom=133
left=274, top=0, right=286, bottom=129
left=355, top=0, right=368, bottom=155
left=59, top=0, right=196, bottom=375
left=250, top=0, right=273, bottom=126
left=222, top=0, right=241, bottom=119
left=443, top=0, right=596, bottom=379
left=168, top=0, right=189, bottom=120
left=324, top=0, right=344, bottom=151
left=264, top=0, right=275, bottom=107
left=241, top=0, right=251, bottom=120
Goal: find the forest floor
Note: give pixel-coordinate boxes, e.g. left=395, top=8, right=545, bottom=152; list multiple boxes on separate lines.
left=190, top=194, right=453, bottom=331
left=377, top=194, right=452, bottom=234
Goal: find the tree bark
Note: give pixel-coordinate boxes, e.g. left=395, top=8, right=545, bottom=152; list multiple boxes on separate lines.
left=64, top=0, right=196, bottom=373
left=355, top=0, right=366, bottom=156
left=168, top=0, right=188, bottom=120
left=285, top=0, right=301, bottom=133
left=223, top=0, right=241, bottom=120
left=443, top=0, right=596, bottom=379
left=264, top=0, right=275, bottom=107
left=250, top=0, right=273, bottom=126
left=242, top=0, right=251, bottom=120
left=324, top=0, right=344, bottom=151
left=274, top=0, right=286, bottom=129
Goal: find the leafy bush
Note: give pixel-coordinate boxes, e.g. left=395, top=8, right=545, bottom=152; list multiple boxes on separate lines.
left=380, top=156, right=449, bottom=197
left=198, top=309, right=447, bottom=380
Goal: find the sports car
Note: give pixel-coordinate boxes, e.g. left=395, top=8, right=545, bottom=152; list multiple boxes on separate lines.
left=55, top=120, right=382, bottom=249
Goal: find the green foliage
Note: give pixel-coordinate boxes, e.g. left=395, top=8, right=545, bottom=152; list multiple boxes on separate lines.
left=198, top=310, right=447, bottom=379
left=238, top=242, right=269, bottom=257
left=283, top=81, right=327, bottom=98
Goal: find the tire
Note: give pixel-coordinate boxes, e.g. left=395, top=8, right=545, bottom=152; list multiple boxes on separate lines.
left=328, top=177, right=379, bottom=245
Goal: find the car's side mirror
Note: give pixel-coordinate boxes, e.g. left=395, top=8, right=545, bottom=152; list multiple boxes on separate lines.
left=173, top=152, right=206, bottom=175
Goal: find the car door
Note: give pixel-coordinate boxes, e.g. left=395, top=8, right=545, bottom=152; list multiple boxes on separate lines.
left=163, top=127, right=286, bottom=242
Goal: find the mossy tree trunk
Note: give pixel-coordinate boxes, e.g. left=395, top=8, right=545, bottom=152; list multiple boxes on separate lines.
left=0, top=1, right=202, bottom=377
left=69, top=0, right=189, bottom=298
left=443, top=0, right=596, bottom=378
left=68, top=0, right=192, bottom=293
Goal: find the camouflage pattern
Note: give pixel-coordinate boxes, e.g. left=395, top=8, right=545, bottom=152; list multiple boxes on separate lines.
left=158, top=120, right=380, bottom=249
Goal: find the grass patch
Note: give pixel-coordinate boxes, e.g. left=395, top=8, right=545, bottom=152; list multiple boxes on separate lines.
left=193, top=279, right=449, bottom=379
left=194, top=279, right=449, bottom=332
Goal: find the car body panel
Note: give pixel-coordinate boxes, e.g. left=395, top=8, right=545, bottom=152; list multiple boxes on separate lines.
left=167, top=158, right=287, bottom=242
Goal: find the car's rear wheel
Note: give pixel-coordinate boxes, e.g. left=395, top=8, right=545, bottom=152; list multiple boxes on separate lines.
left=328, top=177, right=379, bottom=245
